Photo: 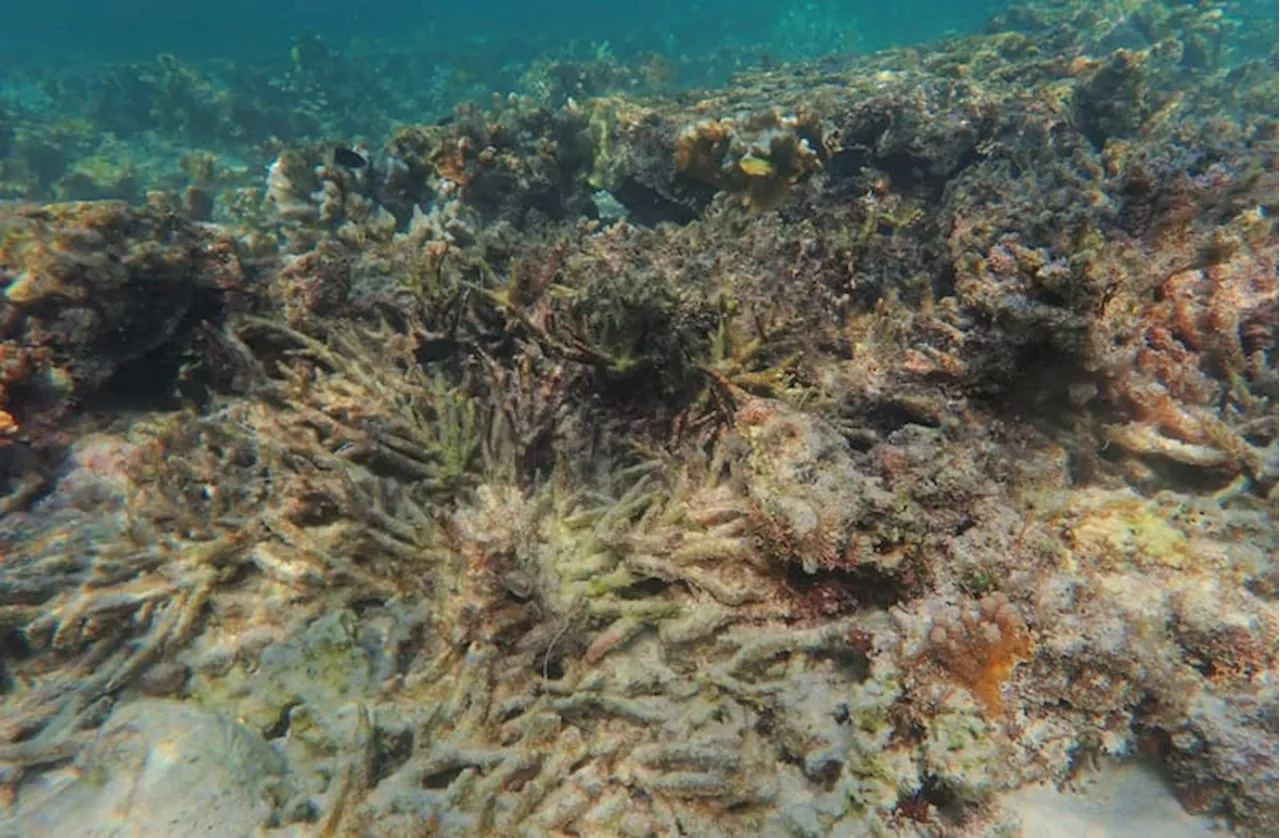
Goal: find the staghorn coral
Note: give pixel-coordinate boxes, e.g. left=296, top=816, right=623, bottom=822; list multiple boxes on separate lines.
left=1096, top=234, right=1277, bottom=484
left=100, top=398, right=882, bottom=836
left=490, top=238, right=724, bottom=406
left=0, top=308, right=495, bottom=802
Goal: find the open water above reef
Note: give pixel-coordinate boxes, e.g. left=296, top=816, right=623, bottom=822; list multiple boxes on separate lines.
left=3, top=0, right=1006, bottom=66
left=0, top=0, right=1049, bottom=205
left=0, top=0, right=1277, bottom=837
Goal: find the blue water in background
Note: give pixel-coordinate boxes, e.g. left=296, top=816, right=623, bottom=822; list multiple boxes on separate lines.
left=1, top=0, right=1003, bottom=68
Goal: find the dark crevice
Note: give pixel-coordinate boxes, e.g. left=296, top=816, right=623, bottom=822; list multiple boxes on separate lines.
left=1133, top=455, right=1239, bottom=494
left=933, top=259, right=958, bottom=300
left=610, top=178, right=700, bottom=226
left=816, top=645, right=872, bottom=683
left=263, top=701, right=300, bottom=740
left=533, top=651, right=566, bottom=680
left=865, top=401, right=943, bottom=436
left=615, top=577, right=669, bottom=599
left=422, top=765, right=470, bottom=789
left=79, top=341, right=189, bottom=413
left=783, top=561, right=911, bottom=614
left=896, top=775, right=961, bottom=825
left=0, top=629, right=34, bottom=693
left=876, top=151, right=948, bottom=198
left=0, top=629, right=33, bottom=664
left=348, top=597, right=390, bottom=617
left=370, top=726, right=415, bottom=786
left=835, top=395, right=944, bottom=447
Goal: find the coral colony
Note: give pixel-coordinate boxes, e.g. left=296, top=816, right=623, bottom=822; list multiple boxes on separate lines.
left=0, top=1, right=1275, bottom=836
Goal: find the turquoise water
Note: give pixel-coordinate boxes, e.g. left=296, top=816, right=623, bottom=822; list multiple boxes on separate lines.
left=2, top=0, right=1002, bottom=66
left=0, top=0, right=1032, bottom=205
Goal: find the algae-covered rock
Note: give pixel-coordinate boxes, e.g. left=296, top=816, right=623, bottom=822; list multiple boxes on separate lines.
left=189, top=609, right=374, bottom=739
left=6, top=699, right=286, bottom=838
left=735, top=398, right=901, bottom=575
left=0, top=200, right=244, bottom=449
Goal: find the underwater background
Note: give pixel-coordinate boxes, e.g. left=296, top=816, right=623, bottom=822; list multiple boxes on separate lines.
left=0, top=0, right=1276, bottom=201
left=4, top=0, right=1005, bottom=65
left=0, top=0, right=1277, bottom=836
left=0, top=0, right=1028, bottom=205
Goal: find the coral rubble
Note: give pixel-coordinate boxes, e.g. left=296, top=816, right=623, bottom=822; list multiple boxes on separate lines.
left=0, top=0, right=1276, bottom=836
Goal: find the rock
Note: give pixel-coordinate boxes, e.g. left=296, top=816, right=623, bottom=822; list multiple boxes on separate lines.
left=1003, top=761, right=1220, bottom=837
left=0, top=200, right=244, bottom=449
left=7, top=699, right=286, bottom=838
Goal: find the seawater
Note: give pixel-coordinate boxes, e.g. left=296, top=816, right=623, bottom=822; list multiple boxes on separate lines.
left=3, top=0, right=1006, bottom=67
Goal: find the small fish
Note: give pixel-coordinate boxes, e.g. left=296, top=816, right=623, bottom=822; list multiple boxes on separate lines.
left=333, top=147, right=368, bottom=169
left=739, top=156, right=775, bottom=178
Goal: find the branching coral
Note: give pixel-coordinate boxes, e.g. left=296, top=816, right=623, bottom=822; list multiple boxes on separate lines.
left=488, top=240, right=723, bottom=406
left=239, top=318, right=484, bottom=501
left=0, top=311, right=493, bottom=788
left=0, top=419, right=267, bottom=783
left=1095, top=232, right=1278, bottom=483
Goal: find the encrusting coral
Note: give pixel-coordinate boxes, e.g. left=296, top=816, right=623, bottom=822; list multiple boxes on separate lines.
left=0, top=0, right=1276, bottom=835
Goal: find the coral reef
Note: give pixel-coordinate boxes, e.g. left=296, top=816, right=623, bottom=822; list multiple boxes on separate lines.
left=670, top=110, right=833, bottom=212
left=0, top=0, right=1275, bottom=836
